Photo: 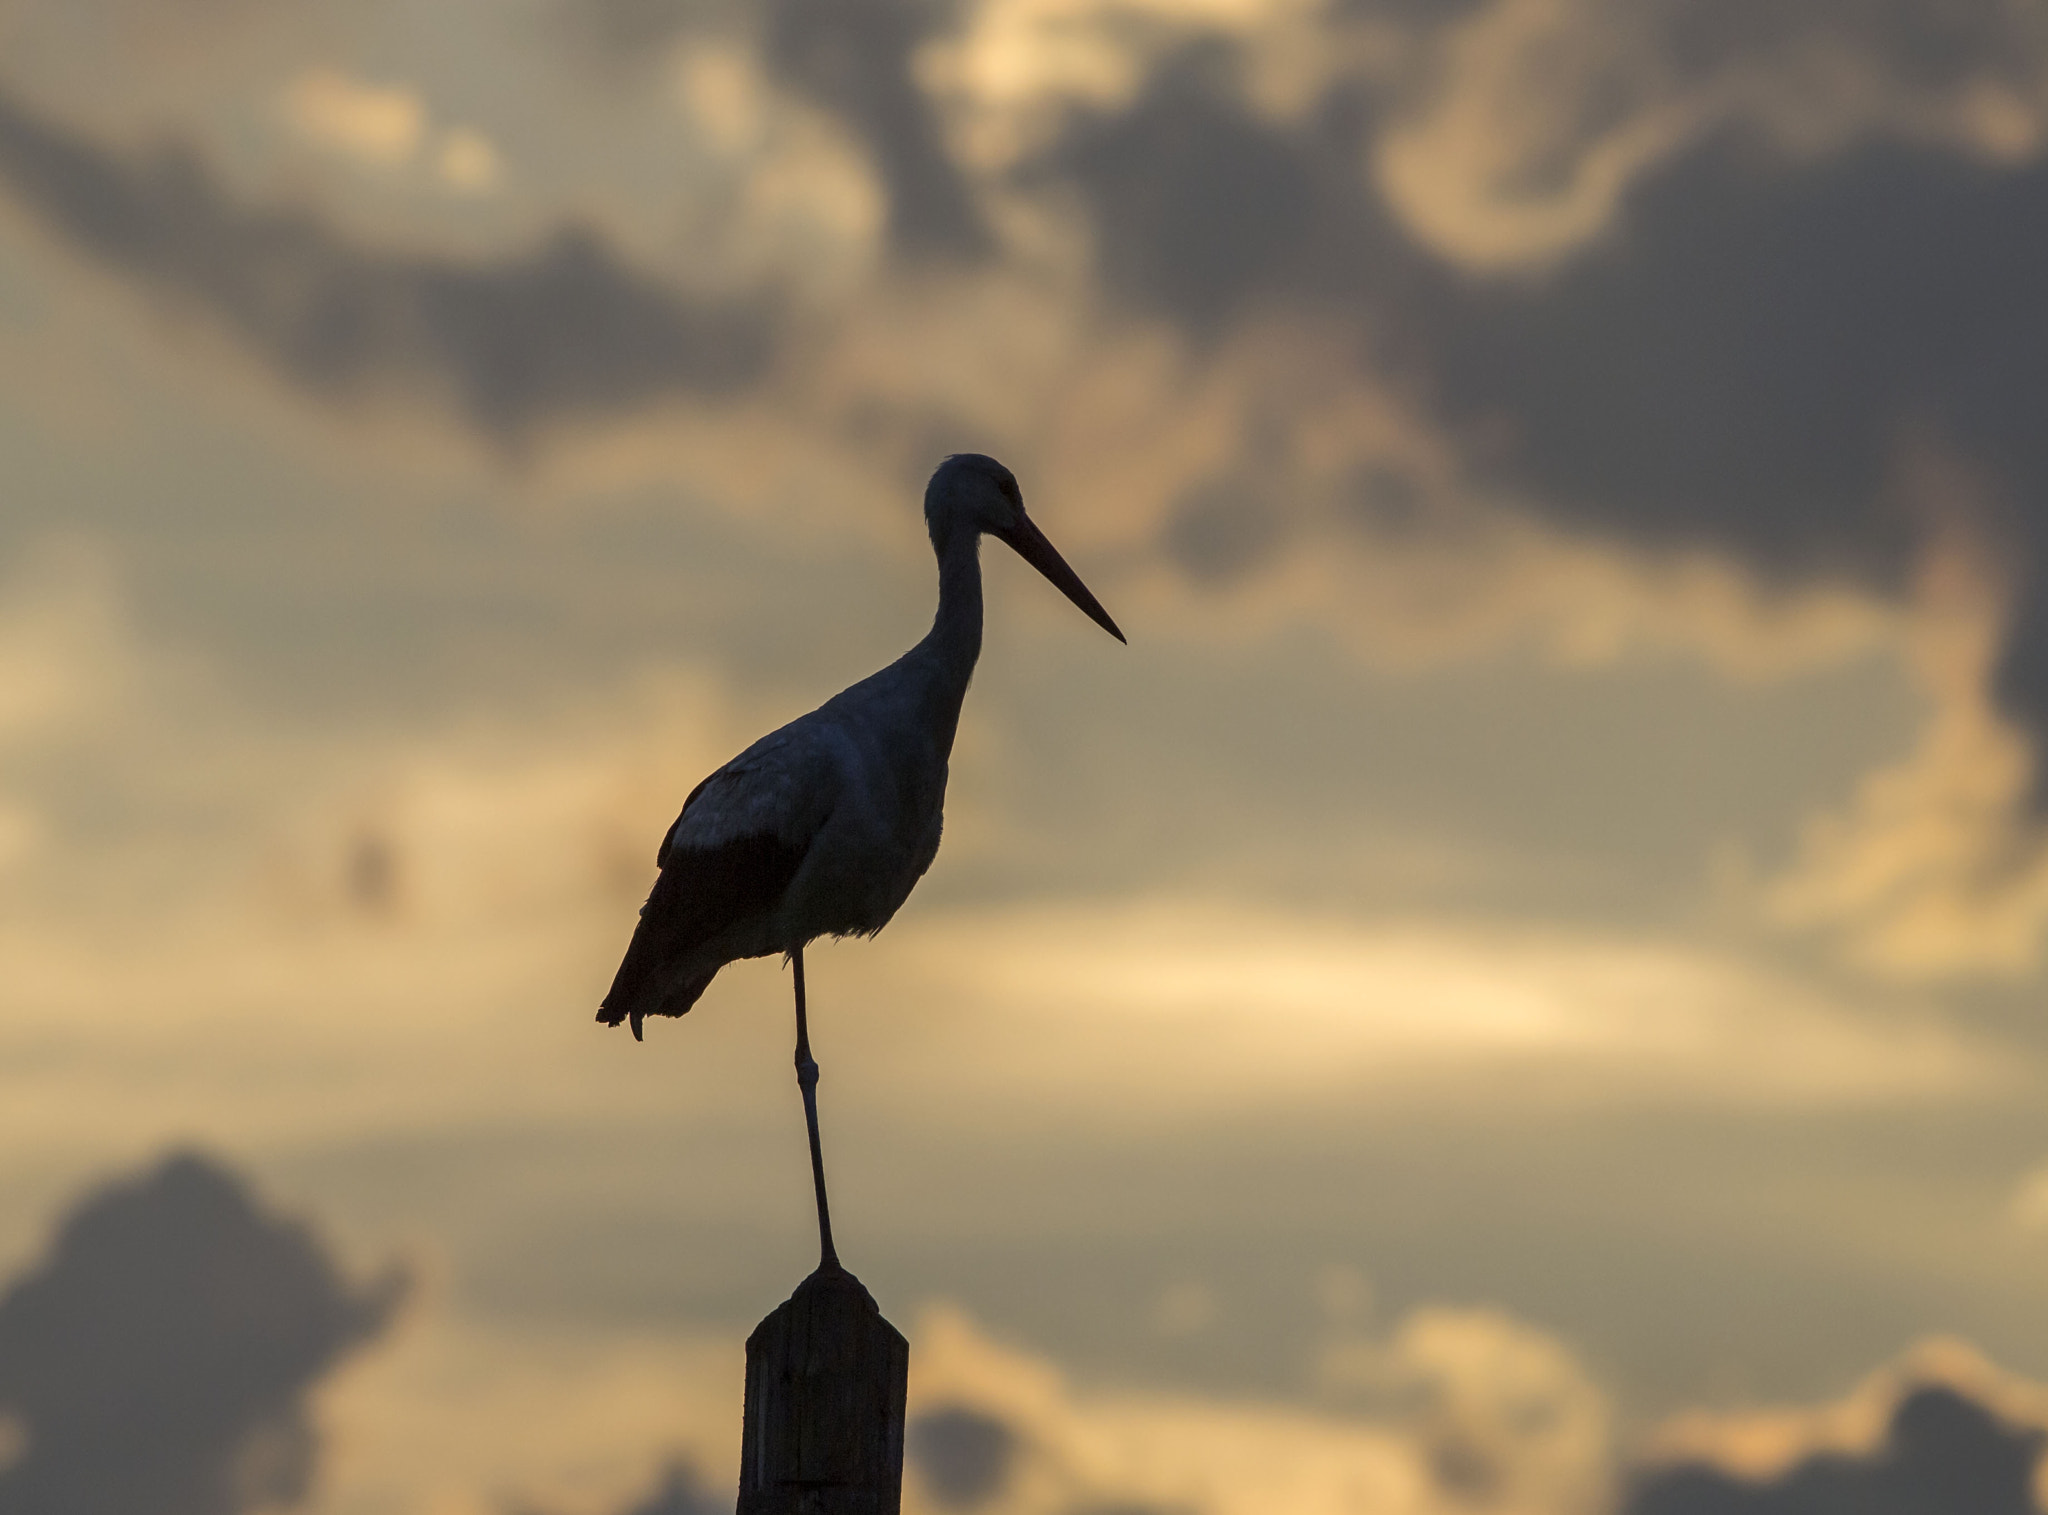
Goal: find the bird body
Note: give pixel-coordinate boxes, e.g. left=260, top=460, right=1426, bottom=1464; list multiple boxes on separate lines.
left=599, top=454, right=1121, bottom=1040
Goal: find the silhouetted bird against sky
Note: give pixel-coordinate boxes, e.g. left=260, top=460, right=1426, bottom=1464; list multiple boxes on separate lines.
left=599, top=453, right=1123, bottom=1265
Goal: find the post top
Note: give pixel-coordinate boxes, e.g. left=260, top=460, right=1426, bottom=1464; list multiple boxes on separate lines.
left=747, top=1261, right=907, bottom=1352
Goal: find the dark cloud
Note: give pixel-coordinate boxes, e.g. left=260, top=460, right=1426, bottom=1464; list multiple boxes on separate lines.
left=610, top=1461, right=728, bottom=1515
left=0, top=1151, right=404, bottom=1515
left=518, top=1459, right=726, bottom=1515
left=1339, top=462, right=1435, bottom=541
left=18, top=0, right=2048, bottom=791
left=1659, top=0, right=2047, bottom=94
left=347, top=829, right=401, bottom=914
left=554, top=0, right=986, bottom=253
left=1046, top=42, right=1404, bottom=332
left=1424, top=135, right=2037, bottom=583
left=761, top=0, right=988, bottom=257
left=1162, top=476, right=1290, bottom=585
left=903, top=1404, right=1189, bottom=1515
left=1419, top=131, right=2048, bottom=761
left=561, top=0, right=707, bottom=60
left=1035, top=20, right=2048, bottom=788
left=0, top=86, right=774, bottom=440
left=1625, top=1384, right=2045, bottom=1515
left=908, top=1404, right=1017, bottom=1509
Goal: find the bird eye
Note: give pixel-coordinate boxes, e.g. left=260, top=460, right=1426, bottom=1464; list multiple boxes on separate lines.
left=998, top=476, right=1021, bottom=506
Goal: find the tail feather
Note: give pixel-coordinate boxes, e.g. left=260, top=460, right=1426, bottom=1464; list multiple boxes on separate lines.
left=598, top=964, right=718, bottom=1040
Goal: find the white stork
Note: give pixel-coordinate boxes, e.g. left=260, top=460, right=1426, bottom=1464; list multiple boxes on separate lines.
left=599, top=453, right=1123, bottom=1265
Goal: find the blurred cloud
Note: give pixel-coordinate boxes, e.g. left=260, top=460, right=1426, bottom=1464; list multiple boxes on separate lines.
left=903, top=1301, right=1610, bottom=1515
left=1414, top=137, right=2048, bottom=607
left=435, top=126, right=503, bottom=194
left=910, top=1404, right=1018, bottom=1509
left=281, top=69, right=427, bottom=169
left=762, top=0, right=990, bottom=256
left=0, top=83, right=771, bottom=439
left=556, top=0, right=981, bottom=255
left=0, top=1151, right=402, bottom=1515
left=1632, top=1338, right=2048, bottom=1515
left=592, top=1461, right=727, bottom=1515
left=884, top=902, right=2015, bottom=1117
left=309, top=1309, right=742, bottom=1515
left=0, top=540, right=134, bottom=748
left=1767, top=530, right=2048, bottom=976
left=1629, top=1386, right=2043, bottom=1515
left=0, top=541, right=144, bottom=885
left=2007, top=1160, right=2048, bottom=1234
left=1004, top=0, right=2048, bottom=970
left=1321, top=1307, right=1611, bottom=1515
left=1044, top=37, right=1397, bottom=332
left=1372, top=0, right=2048, bottom=274
left=8, top=10, right=2048, bottom=1510
left=278, top=68, right=504, bottom=195
left=901, top=1313, right=2048, bottom=1515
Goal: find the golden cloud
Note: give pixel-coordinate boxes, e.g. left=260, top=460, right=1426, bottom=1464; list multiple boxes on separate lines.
left=281, top=70, right=427, bottom=168
left=1770, top=497, right=2048, bottom=977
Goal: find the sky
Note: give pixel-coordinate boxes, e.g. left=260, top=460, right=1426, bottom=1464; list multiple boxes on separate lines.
left=4, top=0, right=2048, bottom=1512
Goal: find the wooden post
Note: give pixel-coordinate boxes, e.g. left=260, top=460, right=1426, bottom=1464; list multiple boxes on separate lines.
left=738, top=1262, right=909, bottom=1515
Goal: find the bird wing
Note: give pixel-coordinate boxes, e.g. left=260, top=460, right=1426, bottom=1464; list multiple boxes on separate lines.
left=600, top=725, right=844, bottom=1037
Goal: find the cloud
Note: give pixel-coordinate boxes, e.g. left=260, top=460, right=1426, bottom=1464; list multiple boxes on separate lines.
left=15, top=0, right=2048, bottom=973
left=902, top=1302, right=1610, bottom=1515
left=2008, top=1159, right=2048, bottom=1233
left=1629, top=1339, right=2048, bottom=1515
left=556, top=0, right=983, bottom=255
left=0, top=1151, right=402, bottom=1515
left=0, top=656, right=828, bottom=1154
left=1321, top=1307, right=1611, bottom=1515
left=989, top=0, right=2048, bottom=969
left=1766, top=527, right=2048, bottom=975
left=280, top=69, right=427, bottom=168
left=1629, top=1389, right=2043, bottom=1515
left=1373, top=0, right=2048, bottom=272
left=0, top=84, right=773, bottom=439
left=1416, top=136, right=2040, bottom=593
left=876, top=902, right=2014, bottom=1119
left=760, top=0, right=990, bottom=256
left=278, top=69, right=504, bottom=194
left=0, top=539, right=132, bottom=749
left=435, top=127, right=502, bottom=193
left=603, top=1461, right=728, bottom=1515
left=1044, top=38, right=1397, bottom=332
left=904, top=1314, right=2048, bottom=1515
left=307, top=1309, right=742, bottom=1515
left=1394, top=121, right=2048, bottom=968
left=0, top=541, right=147, bottom=885
left=909, top=1405, right=1018, bottom=1509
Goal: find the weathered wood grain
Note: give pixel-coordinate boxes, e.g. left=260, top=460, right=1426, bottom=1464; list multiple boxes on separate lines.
left=738, top=1263, right=908, bottom=1515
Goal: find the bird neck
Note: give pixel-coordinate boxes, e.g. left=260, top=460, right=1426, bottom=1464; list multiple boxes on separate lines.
left=911, top=527, right=983, bottom=747
left=927, top=526, right=985, bottom=676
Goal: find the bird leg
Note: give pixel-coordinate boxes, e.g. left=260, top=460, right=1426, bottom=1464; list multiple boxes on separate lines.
left=792, top=946, right=840, bottom=1270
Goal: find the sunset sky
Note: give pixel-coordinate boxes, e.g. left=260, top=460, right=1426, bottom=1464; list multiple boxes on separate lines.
left=5, top=1, right=2048, bottom=1512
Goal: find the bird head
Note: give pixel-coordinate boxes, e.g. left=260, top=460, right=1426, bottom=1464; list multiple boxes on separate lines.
left=925, top=453, right=1125, bottom=642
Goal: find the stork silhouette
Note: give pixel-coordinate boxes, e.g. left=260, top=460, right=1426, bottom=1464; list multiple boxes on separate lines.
left=599, top=454, right=1123, bottom=1266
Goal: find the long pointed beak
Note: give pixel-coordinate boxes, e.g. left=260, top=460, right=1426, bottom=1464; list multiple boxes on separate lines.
left=999, top=515, right=1126, bottom=643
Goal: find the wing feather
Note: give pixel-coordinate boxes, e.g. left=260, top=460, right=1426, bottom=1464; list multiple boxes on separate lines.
left=599, top=719, right=845, bottom=1037
left=598, top=831, right=805, bottom=1037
